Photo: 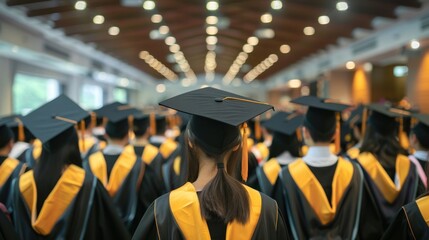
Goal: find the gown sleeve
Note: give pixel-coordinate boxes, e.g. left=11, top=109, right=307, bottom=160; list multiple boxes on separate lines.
left=358, top=180, right=384, bottom=239
left=381, top=208, right=413, bottom=240
left=132, top=202, right=158, bottom=240
left=0, top=209, right=18, bottom=240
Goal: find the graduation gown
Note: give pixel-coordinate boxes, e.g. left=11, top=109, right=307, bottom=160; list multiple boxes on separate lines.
left=85, top=145, right=165, bottom=233
left=133, top=144, right=165, bottom=186
left=11, top=164, right=130, bottom=240
left=0, top=156, right=26, bottom=210
left=0, top=206, right=18, bottom=240
left=382, top=194, right=429, bottom=240
left=356, top=152, right=419, bottom=228
left=279, top=157, right=382, bottom=239
left=132, top=182, right=288, bottom=240
left=408, top=154, right=428, bottom=196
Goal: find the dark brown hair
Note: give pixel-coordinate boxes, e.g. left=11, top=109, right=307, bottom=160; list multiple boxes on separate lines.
left=186, top=127, right=250, bottom=224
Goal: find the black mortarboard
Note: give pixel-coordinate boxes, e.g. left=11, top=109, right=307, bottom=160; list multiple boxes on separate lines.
left=96, top=102, right=139, bottom=139
left=133, top=112, right=150, bottom=136
left=412, top=113, right=429, bottom=149
left=367, top=104, right=408, bottom=135
left=290, top=96, right=350, bottom=152
left=262, top=111, right=304, bottom=136
left=0, top=118, right=14, bottom=148
left=1, top=114, right=35, bottom=143
left=22, top=95, right=89, bottom=144
left=159, top=87, right=274, bottom=181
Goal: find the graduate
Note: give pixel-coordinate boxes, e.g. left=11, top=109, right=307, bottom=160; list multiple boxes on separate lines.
left=85, top=102, right=165, bottom=233
left=149, top=114, right=181, bottom=165
left=0, top=203, right=18, bottom=240
left=356, top=104, right=419, bottom=229
left=381, top=113, right=429, bottom=239
left=408, top=114, right=429, bottom=196
left=0, top=118, right=28, bottom=210
left=343, top=105, right=367, bottom=160
left=132, top=87, right=287, bottom=239
left=11, top=95, right=130, bottom=239
left=256, top=111, right=304, bottom=197
left=78, top=115, right=103, bottom=161
left=3, top=115, right=36, bottom=163
left=279, top=96, right=383, bottom=239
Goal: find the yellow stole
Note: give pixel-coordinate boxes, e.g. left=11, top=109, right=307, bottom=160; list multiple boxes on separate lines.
left=159, top=139, right=178, bottom=159
left=32, top=139, right=42, bottom=160
left=88, top=145, right=137, bottom=196
left=346, top=147, right=360, bottom=159
left=173, top=156, right=181, bottom=175
left=253, top=143, right=269, bottom=161
left=141, top=144, right=159, bottom=165
left=357, top=153, right=410, bottom=203
left=169, top=182, right=262, bottom=240
left=78, top=138, right=96, bottom=153
left=416, top=196, right=429, bottom=227
left=0, top=158, right=20, bottom=188
left=19, top=164, right=85, bottom=235
left=262, top=159, right=281, bottom=185
left=289, top=158, right=354, bottom=225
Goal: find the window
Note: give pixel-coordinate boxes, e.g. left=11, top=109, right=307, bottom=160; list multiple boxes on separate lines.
left=113, top=87, right=128, bottom=103
left=80, top=84, right=104, bottom=110
left=13, top=73, right=61, bottom=114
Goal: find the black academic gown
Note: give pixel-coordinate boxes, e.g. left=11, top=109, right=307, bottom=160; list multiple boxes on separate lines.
left=279, top=158, right=383, bottom=239
left=356, top=152, right=419, bottom=229
left=11, top=165, right=130, bottom=240
left=0, top=204, right=18, bottom=240
left=0, top=156, right=26, bottom=211
left=85, top=145, right=165, bottom=234
left=133, top=144, right=165, bottom=182
left=382, top=194, right=429, bottom=240
left=132, top=182, right=288, bottom=240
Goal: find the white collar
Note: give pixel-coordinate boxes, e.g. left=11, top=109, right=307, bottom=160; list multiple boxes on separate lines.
left=414, top=151, right=429, bottom=161
left=352, top=142, right=362, bottom=149
left=103, top=144, right=124, bottom=155
left=150, top=135, right=167, bottom=144
left=276, top=151, right=298, bottom=165
left=9, top=142, right=30, bottom=159
left=303, top=146, right=338, bottom=167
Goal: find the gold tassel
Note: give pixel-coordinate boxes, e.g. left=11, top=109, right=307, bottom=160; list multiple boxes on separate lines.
left=128, top=115, right=135, bottom=140
left=242, top=123, right=249, bottom=182
left=361, top=107, right=367, bottom=138
left=335, top=112, right=341, bottom=154
left=15, top=117, right=25, bottom=142
left=296, top=128, right=302, bottom=142
left=254, top=117, right=261, bottom=141
left=80, top=121, right=86, bottom=152
left=150, top=112, right=156, bottom=136
left=90, top=112, right=97, bottom=129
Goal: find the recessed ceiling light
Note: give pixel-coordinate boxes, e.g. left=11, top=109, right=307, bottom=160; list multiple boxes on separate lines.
left=108, top=26, right=120, bottom=36
left=143, top=0, right=156, bottom=10
left=318, top=15, right=330, bottom=25
left=206, top=36, right=218, bottom=45
left=207, top=44, right=216, bottom=51
left=255, top=28, right=275, bottom=39
left=74, top=1, right=87, bottom=10
left=336, top=1, right=348, bottom=11
left=346, top=61, right=355, bottom=70
left=165, top=36, right=176, bottom=45
left=206, top=1, right=219, bottom=11
left=206, top=16, right=218, bottom=25
left=280, top=44, right=291, bottom=54
left=159, top=25, right=169, bottom=34
left=271, top=0, right=282, bottom=10
left=410, top=39, right=420, bottom=49
left=303, top=26, right=315, bottom=35
left=247, top=36, right=259, bottom=46
left=156, top=84, right=166, bottom=93
left=260, top=13, right=273, bottom=23
left=93, top=15, right=104, bottom=24
left=269, top=54, right=278, bottom=63
left=139, top=51, right=149, bottom=59
left=288, top=79, right=302, bottom=88
left=206, top=26, right=218, bottom=35
left=151, top=14, right=162, bottom=23
left=243, top=44, right=254, bottom=53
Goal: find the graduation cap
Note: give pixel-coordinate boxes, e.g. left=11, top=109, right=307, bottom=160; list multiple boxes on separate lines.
left=22, top=95, right=89, bottom=146
left=412, top=113, right=429, bottom=149
left=262, top=111, right=304, bottom=137
left=367, top=103, right=409, bottom=135
left=133, top=112, right=150, bottom=136
left=95, top=102, right=140, bottom=139
left=0, top=118, right=14, bottom=148
left=290, top=96, right=350, bottom=153
left=0, top=114, right=27, bottom=142
left=159, top=87, right=274, bottom=181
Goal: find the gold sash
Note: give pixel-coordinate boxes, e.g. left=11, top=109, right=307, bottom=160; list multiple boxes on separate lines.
left=159, top=139, right=178, bottom=159
left=0, top=158, right=20, bottom=188
left=262, top=159, right=281, bottom=185
left=142, top=144, right=159, bottom=165
left=346, top=147, right=360, bottom=159
left=416, top=196, right=429, bottom=226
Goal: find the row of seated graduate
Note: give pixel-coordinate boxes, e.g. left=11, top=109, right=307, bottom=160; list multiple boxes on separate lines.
left=0, top=87, right=428, bottom=239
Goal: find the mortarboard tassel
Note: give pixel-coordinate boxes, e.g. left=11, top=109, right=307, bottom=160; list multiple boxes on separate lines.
left=361, top=107, right=368, bottom=138
left=15, top=117, right=25, bottom=142
left=80, top=120, right=86, bottom=152
left=90, top=112, right=97, bottom=129
left=242, top=122, right=249, bottom=182
left=335, top=112, right=341, bottom=154
left=150, top=112, right=156, bottom=136
left=128, top=115, right=135, bottom=140
left=254, top=117, right=261, bottom=141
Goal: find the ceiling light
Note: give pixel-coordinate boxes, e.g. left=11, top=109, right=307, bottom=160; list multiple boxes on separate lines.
left=206, top=26, right=218, bottom=35
left=206, top=36, right=218, bottom=45
left=269, top=54, right=278, bottom=63
left=159, top=25, right=169, bottom=34
left=336, top=1, right=348, bottom=11
left=346, top=61, right=355, bottom=70
left=93, top=15, right=104, bottom=24
left=280, top=44, right=291, bottom=54
left=410, top=40, right=420, bottom=49
left=165, top=36, right=176, bottom=45
left=151, top=14, right=162, bottom=23
left=247, top=36, right=259, bottom=46
left=255, top=28, right=275, bottom=39
left=206, top=16, right=218, bottom=25
left=243, top=44, right=254, bottom=53
left=139, top=51, right=149, bottom=59
left=288, top=79, right=301, bottom=88
left=318, top=15, right=330, bottom=25
left=156, top=84, right=166, bottom=93
left=271, top=0, right=282, bottom=10
left=207, top=44, right=216, bottom=51
left=303, top=26, right=315, bottom=36
left=181, top=78, right=192, bottom=87
left=108, top=26, right=120, bottom=36
left=74, top=1, right=86, bottom=10
left=206, top=1, right=219, bottom=11
left=143, top=0, right=156, bottom=10
left=260, top=13, right=273, bottom=23
left=169, top=44, right=180, bottom=53
left=363, top=62, right=373, bottom=72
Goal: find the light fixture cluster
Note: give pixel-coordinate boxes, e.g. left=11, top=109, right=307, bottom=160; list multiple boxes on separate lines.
left=143, top=3, right=196, bottom=81
left=243, top=54, right=278, bottom=82
left=139, top=51, right=177, bottom=81
left=73, top=1, right=118, bottom=36
left=205, top=1, right=220, bottom=79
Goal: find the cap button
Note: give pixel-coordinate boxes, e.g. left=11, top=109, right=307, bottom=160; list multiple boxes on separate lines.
left=215, top=98, right=223, bottom=102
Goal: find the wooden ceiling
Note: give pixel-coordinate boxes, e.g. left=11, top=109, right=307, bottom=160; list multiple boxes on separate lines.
left=6, top=0, right=422, bottom=81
